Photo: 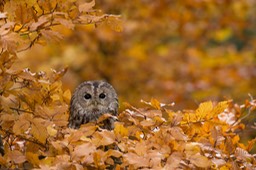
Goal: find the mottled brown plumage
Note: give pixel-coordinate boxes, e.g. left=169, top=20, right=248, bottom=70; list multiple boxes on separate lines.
left=68, top=80, right=118, bottom=130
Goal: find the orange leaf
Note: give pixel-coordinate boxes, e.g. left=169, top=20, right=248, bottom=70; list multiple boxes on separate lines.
left=31, top=120, right=48, bottom=144
left=124, top=152, right=148, bottom=168
left=26, top=152, right=40, bottom=166
left=92, top=130, right=115, bottom=147
left=72, top=143, right=96, bottom=160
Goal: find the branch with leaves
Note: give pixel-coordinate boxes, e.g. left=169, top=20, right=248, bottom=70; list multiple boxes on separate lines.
left=0, top=0, right=122, bottom=55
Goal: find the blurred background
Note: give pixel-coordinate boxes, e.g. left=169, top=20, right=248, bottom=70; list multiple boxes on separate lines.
left=18, top=0, right=256, bottom=110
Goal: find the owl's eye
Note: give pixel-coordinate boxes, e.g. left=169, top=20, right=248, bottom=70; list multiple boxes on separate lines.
left=99, top=93, right=106, bottom=99
left=84, top=93, right=92, bottom=100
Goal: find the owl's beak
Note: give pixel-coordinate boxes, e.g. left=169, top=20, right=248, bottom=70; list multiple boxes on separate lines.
left=93, top=100, right=98, bottom=106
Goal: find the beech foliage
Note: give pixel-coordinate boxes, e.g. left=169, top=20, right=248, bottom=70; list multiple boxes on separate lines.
left=0, top=0, right=256, bottom=169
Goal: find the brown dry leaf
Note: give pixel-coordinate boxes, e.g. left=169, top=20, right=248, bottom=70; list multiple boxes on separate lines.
left=97, top=113, right=113, bottom=124
left=225, top=136, right=235, bottom=154
left=164, top=152, right=182, bottom=169
left=189, top=153, right=211, bottom=168
left=0, top=155, right=7, bottom=166
left=78, top=0, right=95, bottom=12
left=13, top=118, right=30, bottom=135
left=140, top=119, right=155, bottom=127
left=29, top=15, right=49, bottom=31
left=105, top=149, right=122, bottom=158
left=7, top=150, right=26, bottom=164
left=0, top=114, right=16, bottom=122
left=18, top=69, right=37, bottom=81
left=170, top=127, right=189, bottom=141
left=31, top=119, right=48, bottom=144
left=41, top=29, right=63, bottom=42
left=72, top=142, right=96, bottom=160
left=134, top=141, right=147, bottom=156
left=54, top=17, right=75, bottom=30
left=211, top=126, right=225, bottom=146
left=235, top=148, right=251, bottom=161
left=26, top=152, right=40, bottom=166
left=68, top=130, right=84, bottom=143
left=92, top=130, right=115, bottom=147
left=185, top=143, right=201, bottom=157
left=124, top=152, right=148, bottom=168
left=0, top=33, right=20, bottom=53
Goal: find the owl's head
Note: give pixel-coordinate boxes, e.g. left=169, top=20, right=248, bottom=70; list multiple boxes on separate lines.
left=73, top=80, right=118, bottom=111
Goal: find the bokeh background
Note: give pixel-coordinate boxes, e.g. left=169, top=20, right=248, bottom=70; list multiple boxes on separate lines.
left=18, top=0, right=256, bottom=112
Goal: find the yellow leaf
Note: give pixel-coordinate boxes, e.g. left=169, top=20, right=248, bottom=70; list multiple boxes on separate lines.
left=151, top=98, right=161, bottom=110
left=106, top=17, right=123, bottom=32
left=214, top=28, right=232, bottom=42
left=63, top=89, right=71, bottom=103
left=211, top=101, right=229, bottom=117
left=50, top=94, right=60, bottom=101
left=196, top=101, right=213, bottom=120
left=47, top=126, right=57, bottom=137
left=26, top=152, right=40, bottom=166
left=114, top=123, right=128, bottom=137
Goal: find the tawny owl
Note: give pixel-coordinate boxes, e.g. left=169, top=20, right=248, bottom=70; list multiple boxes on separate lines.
left=68, top=80, right=119, bottom=130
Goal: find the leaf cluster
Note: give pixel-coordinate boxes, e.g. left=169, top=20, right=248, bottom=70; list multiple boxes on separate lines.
left=0, top=0, right=121, bottom=54
left=0, top=0, right=256, bottom=169
left=0, top=56, right=256, bottom=169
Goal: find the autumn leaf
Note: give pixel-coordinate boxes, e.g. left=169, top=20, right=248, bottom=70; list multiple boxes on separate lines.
left=196, top=101, right=213, bottom=120
left=31, top=120, right=48, bottom=144
left=92, top=130, right=116, bottom=147
left=26, top=152, right=40, bottom=166
left=189, top=153, right=211, bottom=168
left=47, top=126, right=57, bottom=137
left=170, top=127, right=189, bottom=141
left=72, top=142, right=96, bottom=161
left=123, top=152, right=148, bottom=168
left=13, top=118, right=30, bottom=135
left=41, top=29, right=63, bottom=42
left=7, top=150, right=26, bottom=164
left=29, top=16, right=49, bottom=31
left=164, top=152, right=183, bottom=169
left=114, top=123, right=128, bottom=137
left=78, top=0, right=95, bottom=12
left=150, top=98, right=161, bottom=109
